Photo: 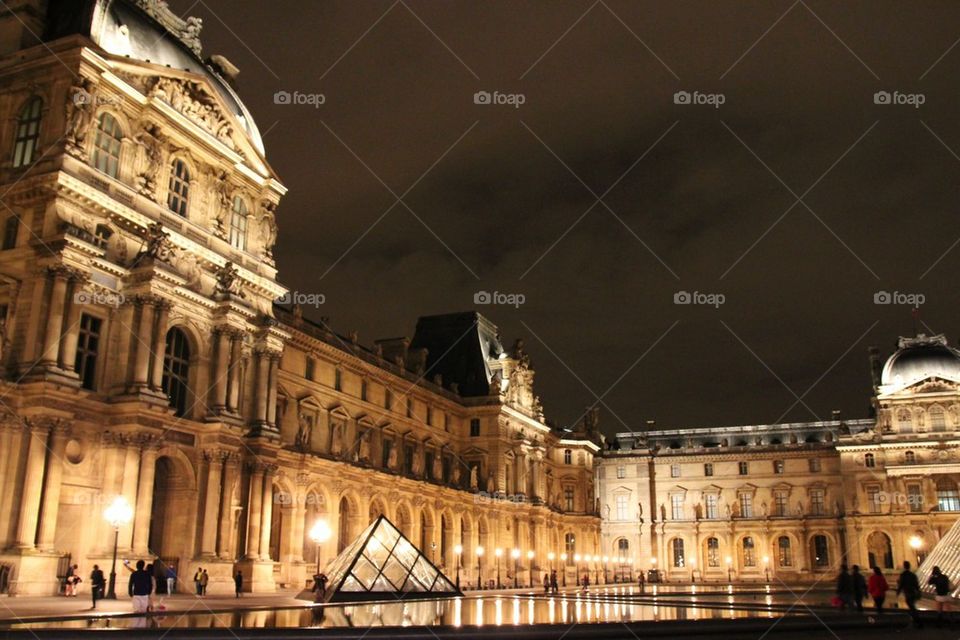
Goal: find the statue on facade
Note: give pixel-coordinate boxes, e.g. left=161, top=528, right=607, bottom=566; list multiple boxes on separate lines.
left=431, top=452, right=442, bottom=480
left=330, top=420, right=343, bottom=457
left=761, top=501, right=768, bottom=517
left=213, top=171, right=231, bottom=238
left=214, top=261, right=244, bottom=298
left=295, top=412, right=313, bottom=450
left=137, top=222, right=175, bottom=263
left=135, top=124, right=164, bottom=199
left=486, top=473, right=495, bottom=494
left=358, top=430, right=371, bottom=463
left=65, top=78, right=96, bottom=158
left=451, top=463, right=462, bottom=486
left=659, top=503, right=666, bottom=522
left=259, top=201, right=278, bottom=258
left=412, top=447, right=424, bottom=476
left=387, top=444, right=399, bottom=471
left=469, top=466, right=478, bottom=490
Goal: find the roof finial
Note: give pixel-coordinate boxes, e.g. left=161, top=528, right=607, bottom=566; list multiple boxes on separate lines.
left=912, top=306, right=921, bottom=337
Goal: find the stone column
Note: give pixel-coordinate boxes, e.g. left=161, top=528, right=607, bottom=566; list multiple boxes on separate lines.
left=132, top=298, right=155, bottom=388
left=259, top=467, right=275, bottom=560
left=200, top=451, right=224, bottom=557
left=245, top=465, right=264, bottom=559
left=16, top=421, right=51, bottom=548
left=58, top=277, right=86, bottom=372
left=119, top=441, right=141, bottom=549
left=149, top=301, right=170, bottom=391
left=37, top=423, right=69, bottom=551
left=218, top=456, right=239, bottom=559
left=40, top=269, right=69, bottom=366
left=266, top=355, right=279, bottom=427
left=253, top=351, right=270, bottom=425
left=212, top=329, right=231, bottom=411
left=226, top=333, right=243, bottom=413
left=132, top=444, right=158, bottom=555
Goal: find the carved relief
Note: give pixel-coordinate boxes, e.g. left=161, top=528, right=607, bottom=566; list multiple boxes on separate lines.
left=147, top=78, right=234, bottom=148
left=64, top=78, right=96, bottom=158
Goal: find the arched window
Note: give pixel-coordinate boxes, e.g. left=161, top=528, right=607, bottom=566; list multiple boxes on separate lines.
left=812, top=535, right=829, bottom=567
left=937, top=478, right=960, bottom=512
left=92, top=113, right=123, bottom=178
left=777, top=536, right=793, bottom=567
left=864, top=453, right=875, bottom=468
left=706, top=537, right=719, bottom=567
left=229, top=196, right=248, bottom=250
left=930, top=406, right=946, bottom=432
left=167, top=158, right=190, bottom=216
left=672, top=538, right=685, bottom=567
left=905, top=450, right=916, bottom=464
left=564, top=533, right=576, bottom=563
left=563, top=449, right=572, bottom=464
left=12, top=96, right=42, bottom=168
left=616, top=538, right=629, bottom=559
left=161, top=327, right=191, bottom=417
left=742, top=536, right=756, bottom=567
left=897, top=409, right=913, bottom=433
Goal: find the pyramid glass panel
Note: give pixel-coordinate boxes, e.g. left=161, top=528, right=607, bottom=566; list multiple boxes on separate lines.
left=318, top=514, right=463, bottom=603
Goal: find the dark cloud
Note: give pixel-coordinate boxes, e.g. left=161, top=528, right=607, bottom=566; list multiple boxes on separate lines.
left=176, top=0, right=960, bottom=432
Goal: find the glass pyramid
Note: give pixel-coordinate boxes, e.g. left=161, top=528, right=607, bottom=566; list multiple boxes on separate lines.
left=918, top=516, right=960, bottom=598
left=322, top=514, right=462, bottom=603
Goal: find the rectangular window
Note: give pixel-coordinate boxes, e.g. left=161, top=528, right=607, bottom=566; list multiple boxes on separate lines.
left=75, top=313, right=102, bottom=391
left=563, top=449, right=572, bottom=464
left=738, top=461, right=748, bottom=476
left=907, top=483, right=923, bottom=513
left=704, top=463, right=714, bottom=477
left=304, top=358, right=315, bottom=381
left=470, top=418, right=480, bottom=437
left=426, top=406, right=432, bottom=426
left=867, top=486, right=882, bottom=514
left=616, top=465, right=626, bottom=479
left=739, top=493, right=753, bottom=518
left=670, top=464, right=680, bottom=478
left=564, top=488, right=575, bottom=512
left=406, top=397, right=413, bottom=418
left=385, top=388, right=392, bottom=410
left=707, top=538, right=720, bottom=567
left=810, top=489, right=825, bottom=515
left=2, top=216, right=18, bottom=250
left=773, top=460, right=785, bottom=474
left=361, top=380, right=367, bottom=401
left=814, top=536, right=829, bottom=567
left=705, top=494, right=718, bottom=519
left=774, top=492, right=788, bottom=517
left=334, top=368, right=342, bottom=391
left=615, top=494, right=628, bottom=520
left=229, top=204, right=247, bottom=250
left=809, top=458, right=821, bottom=472
left=671, top=494, right=683, bottom=520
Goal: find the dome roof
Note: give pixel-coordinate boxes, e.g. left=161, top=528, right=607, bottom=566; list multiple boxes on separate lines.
left=880, top=334, right=960, bottom=388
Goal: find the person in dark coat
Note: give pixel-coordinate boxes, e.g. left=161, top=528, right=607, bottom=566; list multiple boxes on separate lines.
left=89, top=565, right=105, bottom=610
left=851, top=565, right=867, bottom=612
left=234, top=571, right=243, bottom=598
left=928, top=566, right=952, bottom=626
left=896, top=561, right=922, bottom=628
left=836, top=564, right=853, bottom=610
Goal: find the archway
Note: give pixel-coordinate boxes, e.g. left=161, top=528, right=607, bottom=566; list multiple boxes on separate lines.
left=148, top=456, right=193, bottom=593
left=440, top=512, right=453, bottom=570
left=395, top=502, right=413, bottom=541
left=866, top=531, right=894, bottom=569
left=368, top=498, right=386, bottom=523
left=303, top=490, right=328, bottom=567
left=337, top=497, right=354, bottom=553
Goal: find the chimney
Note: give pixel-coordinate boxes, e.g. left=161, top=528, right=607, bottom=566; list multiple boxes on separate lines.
left=868, top=346, right=882, bottom=389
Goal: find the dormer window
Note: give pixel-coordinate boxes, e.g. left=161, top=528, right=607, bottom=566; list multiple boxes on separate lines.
left=229, top=196, right=248, bottom=250
left=563, top=449, right=572, bottom=464
left=92, top=113, right=123, bottom=178
left=865, top=453, right=876, bottom=468
left=12, top=96, right=42, bottom=168
left=167, top=158, right=190, bottom=217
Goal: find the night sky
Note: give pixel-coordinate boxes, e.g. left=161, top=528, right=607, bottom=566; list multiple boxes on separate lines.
left=172, top=1, right=960, bottom=435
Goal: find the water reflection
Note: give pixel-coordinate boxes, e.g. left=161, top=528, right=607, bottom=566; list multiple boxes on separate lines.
left=7, top=589, right=827, bottom=631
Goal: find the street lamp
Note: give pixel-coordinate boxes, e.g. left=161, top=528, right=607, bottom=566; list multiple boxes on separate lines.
left=593, top=555, right=600, bottom=586
left=454, top=544, right=463, bottom=590
left=602, top=556, right=609, bottom=584
left=574, top=554, right=582, bottom=586
left=548, top=552, right=556, bottom=591
left=650, top=556, right=657, bottom=583
left=527, top=550, right=535, bottom=588
left=689, top=557, right=697, bottom=583
left=309, top=519, right=332, bottom=576
left=762, top=555, right=770, bottom=582
left=560, top=553, right=568, bottom=587
left=511, top=548, right=520, bottom=588
left=909, top=535, right=925, bottom=565
left=476, top=546, right=484, bottom=589
left=495, top=548, right=503, bottom=589
left=103, top=496, right=133, bottom=600
left=726, top=556, right=733, bottom=583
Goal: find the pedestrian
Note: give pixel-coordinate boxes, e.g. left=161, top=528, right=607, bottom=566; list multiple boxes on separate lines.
left=581, top=573, right=589, bottom=593
left=64, top=564, right=79, bottom=596
left=550, top=570, right=558, bottom=594
left=234, top=571, right=243, bottom=598
left=867, top=566, right=888, bottom=616
left=128, top=560, right=153, bottom=627
left=543, top=572, right=550, bottom=593
left=194, top=567, right=203, bottom=596
left=89, top=564, right=105, bottom=610
left=851, top=565, right=867, bottom=612
left=200, top=569, right=209, bottom=596
left=638, top=571, right=645, bottom=593
left=315, top=572, right=328, bottom=601
left=896, top=561, right=922, bottom=628
left=928, top=565, right=952, bottom=626
left=165, top=566, right=176, bottom=595
left=835, top=564, right=853, bottom=610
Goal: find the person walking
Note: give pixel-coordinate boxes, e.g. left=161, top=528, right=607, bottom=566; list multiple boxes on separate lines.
left=89, top=565, right=105, bottom=610
left=867, top=566, right=888, bottom=616
left=193, top=567, right=203, bottom=596
left=234, top=571, right=243, bottom=598
left=64, top=564, right=79, bottom=597
left=851, top=565, right=867, bottom=612
left=928, top=566, right=952, bottom=626
left=165, top=566, right=176, bottom=596
left=128, top=560, right=154, bottom=627
left=896, top=561, right=922, bottom=628
left=542, top=573, right=550, bottom=593
left=835, top=564, right=853, bottom=610
left=550, top=570, right=558, bottom=594
left=200, top=569, right=209, bottom=596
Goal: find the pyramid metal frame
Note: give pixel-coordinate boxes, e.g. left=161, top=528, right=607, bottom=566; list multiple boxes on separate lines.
left=322, top=514, right=463, bottom=603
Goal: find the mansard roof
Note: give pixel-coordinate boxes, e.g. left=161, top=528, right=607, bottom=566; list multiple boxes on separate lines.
left=410, top=311, right=505, bottom=397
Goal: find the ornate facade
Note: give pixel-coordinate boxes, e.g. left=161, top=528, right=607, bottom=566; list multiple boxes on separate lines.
left=598, top=334, right=960, bottom=584
left=0, top=1, right=600, bottom=595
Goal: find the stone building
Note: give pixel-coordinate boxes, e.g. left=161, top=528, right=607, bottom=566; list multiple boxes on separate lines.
left=0, top=0, right=600, bottom=595
left=597, top=333, right=960, bottom=584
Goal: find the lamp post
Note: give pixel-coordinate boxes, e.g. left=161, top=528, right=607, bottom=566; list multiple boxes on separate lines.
left=495, top=548, right=503, bottom=589
left=650, top=556, right=657, bottom=584
left=726, top=556, right=733, bottom=583
left=909, top=535, right=925, bottom=565
left=103, top=496, right=133, bottom=600
left=602, top=556, right=609, bottom=584
left=454, top=544, right=463, bottom=590
left=560, top=553, right=567, bottom=587
left=476, top=546, right=484, bottom=589
left=762, top=555, right=770, bottom=582
left=593, top=555, right=600, bottom=586
left=309, top=519, right=332, bottom=577
left=527, top=550, right=535, bottom=588
left=548, top=552, right=555, bottom=591
left=574, top=554, right=581, bottom=586
left=689, top=557, right=697, bottom=583
left=511, top=548, right=520, bottom=589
